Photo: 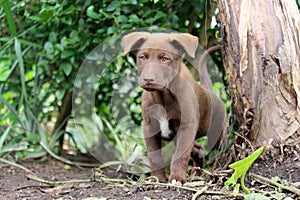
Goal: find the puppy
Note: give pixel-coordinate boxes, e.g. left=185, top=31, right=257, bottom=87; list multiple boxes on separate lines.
left=122, top=32, right=226, bottom=184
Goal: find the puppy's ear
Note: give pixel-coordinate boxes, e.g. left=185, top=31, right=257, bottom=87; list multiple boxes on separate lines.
left=122, top=32, right=150, bottom=55
left=169, top=33, right=198, bottom=58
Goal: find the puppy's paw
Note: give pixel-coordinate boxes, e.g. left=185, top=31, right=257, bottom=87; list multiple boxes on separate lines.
left=170, top=179, right=183, bottom=186
left=169, top=173, right=186, bottom=186
left=149, top=170, right=167, bottom=183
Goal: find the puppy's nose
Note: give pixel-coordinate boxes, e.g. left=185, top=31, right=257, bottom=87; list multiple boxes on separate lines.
left=143, top=75, right=155, bottom=83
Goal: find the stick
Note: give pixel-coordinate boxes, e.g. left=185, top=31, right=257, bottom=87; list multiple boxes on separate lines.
left=27, top=173, right=244, bottom=198
left=27, top=174, right=92, bottom=186
left=0, top=158, right=35, bottom=175
left=250, top=173, right=300, bottom=196
left=192, top=185, right=208, bottom=200
left=40, top=141, right=99, bottom=167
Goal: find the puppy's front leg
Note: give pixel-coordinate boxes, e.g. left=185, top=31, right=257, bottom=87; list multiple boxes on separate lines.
left=143, top=121, right=166, bottom=183
left=169, top=122, right=197, bottom=184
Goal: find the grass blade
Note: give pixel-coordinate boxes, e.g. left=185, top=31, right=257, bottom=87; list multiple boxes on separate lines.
left=102, top=118, right=125, bottom=157
left=25, top=106, right=48, bottom=145
left=0, top=95, right=25, bottom=129
left=2, top=0, right=17, bottom=37
left=0, top=126, right=11, bottom=151
left=0, top=46, right=30, bottom=93
left=0, top=0, right=6, bottom=7
left=0, top=37, right=14, bottom=53
left=14, top=38, right=28, bottom=103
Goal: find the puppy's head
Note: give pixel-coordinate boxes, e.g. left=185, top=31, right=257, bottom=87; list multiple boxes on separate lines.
left=122, top=32, right=198, bottom=91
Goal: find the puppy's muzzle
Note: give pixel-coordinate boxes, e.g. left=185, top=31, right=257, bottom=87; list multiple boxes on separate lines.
left=140, top=75, right=161, bottom=91
left=143, top=75, right=155, bottom=84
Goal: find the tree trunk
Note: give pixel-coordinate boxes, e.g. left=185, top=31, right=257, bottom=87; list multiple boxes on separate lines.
left=217, top=0, right=300, bottom=147
left=54, top=90, right=72, bottom=150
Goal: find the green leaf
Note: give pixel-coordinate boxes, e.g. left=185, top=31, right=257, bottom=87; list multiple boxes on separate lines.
left=18, top=39, right=42, bottom=48
left=61, top=62, right=72, bottom=76
left=61, top=50, right=74, bottom=59
left=55, top=73, right=64, bottom=83
left=0, top=95, right=25, bottom=129
left=99, top=9, right=110, bottom=19
left=28, top=15, right=41, bottom=22
left=154, top=11, right=166, bottom=20
left=40, top=8, right=53, bottom=22
left=0, top=142, right=29, bottom=154
left=127, top=0, right=137, bottom=4
left=129, top=14, right=139, bottom=23
left=56, top=90, right=65, bottom=100
left=225, top=146, right=265, bottom=194
left=233, top=183, right=240, bottom=196
left=117, top=15, right=128, bottom=23
left=14, top=38, right=28, bottom=101
left=106, top=1, right=121, bottom=12
left=2, top=0, right=17, bottom=37
left=0, top=59, right=11, bottom=81
left=44, top=41, right=54, bottom=54
left=0, top=127, right=11, bottom=152
left=87, top=6, right=99, bottom=19
left=0, top=0, right=6, bottom=7
left=26, top=134, right=40, bottom=143
left=107, top=26, right=118, bottom=35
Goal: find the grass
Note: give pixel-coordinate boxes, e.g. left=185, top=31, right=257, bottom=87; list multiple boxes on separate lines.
left=0, top=1, right=55, bottom=160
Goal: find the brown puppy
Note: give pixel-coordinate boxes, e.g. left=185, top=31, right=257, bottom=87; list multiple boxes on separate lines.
left=122, top=32, right=226, bottom=184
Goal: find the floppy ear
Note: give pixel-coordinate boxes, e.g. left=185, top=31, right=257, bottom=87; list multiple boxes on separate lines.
left=169, top=33, right=198, bottom=58
left=122, top=32, right=150, bottom=55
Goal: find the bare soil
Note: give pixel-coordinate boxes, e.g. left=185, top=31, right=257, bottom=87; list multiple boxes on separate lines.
left=0, top=158, right=200, bottom=200
left=0, top=145, right=299, bottom=200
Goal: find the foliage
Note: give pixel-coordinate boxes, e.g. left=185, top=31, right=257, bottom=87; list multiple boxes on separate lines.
left=225, top=146, right=265, bottom=194
left=0, top=0, right=225, bottom=172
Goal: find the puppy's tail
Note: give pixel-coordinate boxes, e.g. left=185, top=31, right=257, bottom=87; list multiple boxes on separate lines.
left=198, top=45, right=222, bottom=90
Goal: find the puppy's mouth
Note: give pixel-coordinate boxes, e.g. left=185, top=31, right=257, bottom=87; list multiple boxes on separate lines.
left=141, top=83, right=165, bottom=91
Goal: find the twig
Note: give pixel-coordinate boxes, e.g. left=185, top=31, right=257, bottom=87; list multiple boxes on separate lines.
left=192, top=185, right=208, bottom=200
left=40, top=141, right=99, bottom=167
left=27, top=173, right=137, bottom=187
left=27, top=174, right=92, bottom=186
left=127, top=179, right=244, bottom=198
left=144, top=181, right=199, bottom=192
left=27, top=172, right=244, bottom=198
left=98, top=176, right=136, bottom=185
left=40, top=141, right=76, bottom=166
left=2, top=156, right=243, bottom=198
left=0, top=158, right=35, bottom=175
left=250, top=173, right=300, bottom=196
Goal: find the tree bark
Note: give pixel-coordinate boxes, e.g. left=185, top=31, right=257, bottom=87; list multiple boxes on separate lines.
left=54, top=90, right=72, bottom=149
left=217, top=0, right=300, bottom=146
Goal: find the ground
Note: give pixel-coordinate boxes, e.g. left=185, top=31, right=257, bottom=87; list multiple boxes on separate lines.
left=0, top=145, right=299, bottom=199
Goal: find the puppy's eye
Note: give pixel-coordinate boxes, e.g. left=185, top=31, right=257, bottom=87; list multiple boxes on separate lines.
left=161, top=56, right=170, bottom=63
left=139, top=55, right=146, bottom=61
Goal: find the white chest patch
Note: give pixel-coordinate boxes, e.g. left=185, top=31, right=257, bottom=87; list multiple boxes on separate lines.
left=159, top=118, right=172, bottom=139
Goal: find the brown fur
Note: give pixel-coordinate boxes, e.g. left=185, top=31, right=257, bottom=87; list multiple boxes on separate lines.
left=122, top=32, right=226, bottom=184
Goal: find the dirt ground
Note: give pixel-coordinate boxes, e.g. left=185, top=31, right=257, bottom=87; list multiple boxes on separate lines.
left=0, top=145, right=299, bottom=200
left=0, top=158, right=203, bottom=200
